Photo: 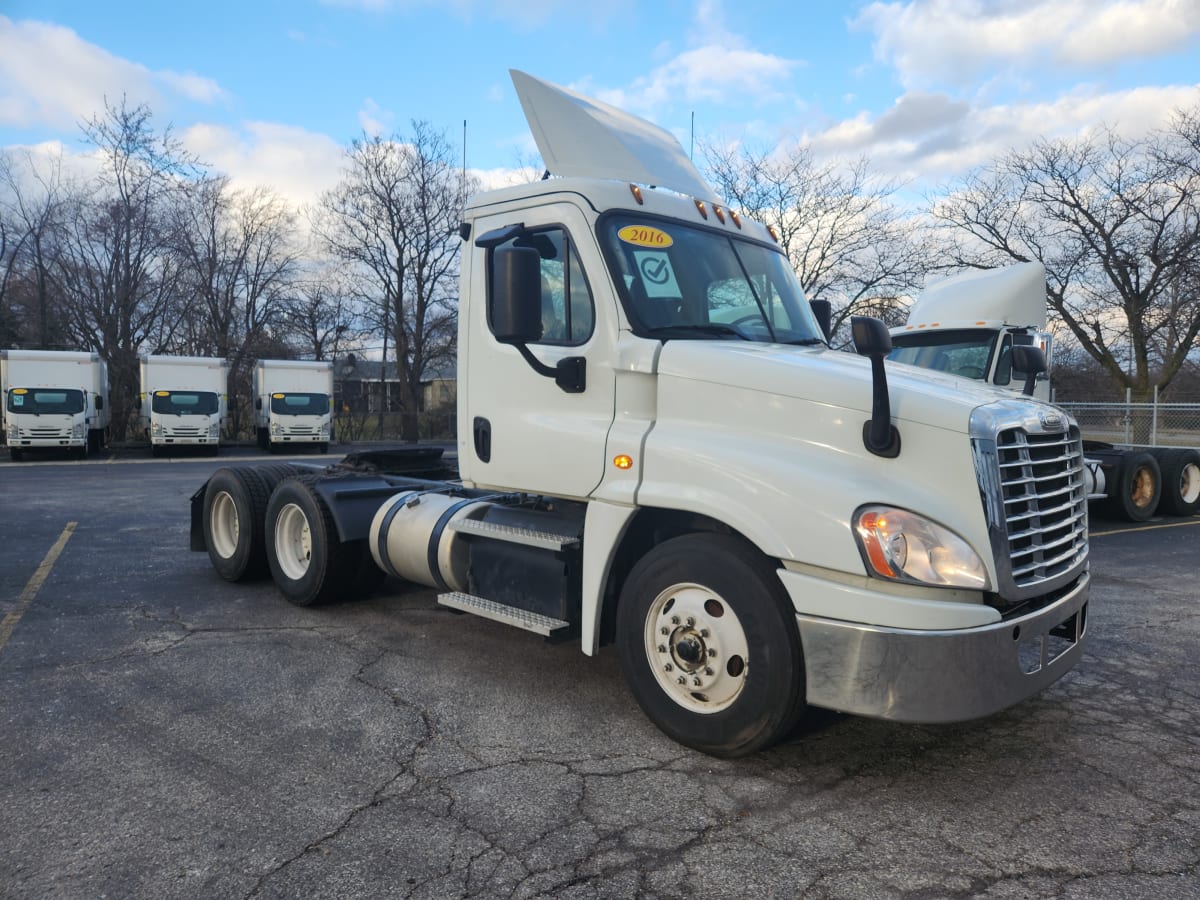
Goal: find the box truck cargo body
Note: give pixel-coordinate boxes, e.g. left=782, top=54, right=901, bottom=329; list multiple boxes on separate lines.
left=1, top=349, right=109, bottom=460
left=140, top=355, right=227, bottom=455
left=253, top=359, right=333, bottom=453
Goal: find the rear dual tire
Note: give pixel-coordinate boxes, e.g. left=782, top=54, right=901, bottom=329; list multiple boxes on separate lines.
left=203, top=464, right=309, bottom=582
left=1151, top=448, right=1200, bottom=517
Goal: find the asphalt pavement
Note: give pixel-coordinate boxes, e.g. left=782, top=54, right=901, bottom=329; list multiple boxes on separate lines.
left=1, top=448, right=1198, bottom=898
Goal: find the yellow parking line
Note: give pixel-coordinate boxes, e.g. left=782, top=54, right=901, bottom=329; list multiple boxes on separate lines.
left=0, top=522, right=77, bottom=653
left=1092, top=519, right=1200, bottom=537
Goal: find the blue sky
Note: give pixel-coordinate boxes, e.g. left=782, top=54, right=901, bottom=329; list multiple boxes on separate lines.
left=2, top=0, right=1199, bottom=207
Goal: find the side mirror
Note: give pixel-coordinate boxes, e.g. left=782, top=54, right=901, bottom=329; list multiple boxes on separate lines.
left=95, top=396, right=104, bottom=410
left=1011, top=345, right=1047, bottom=397
left=490, top=246, right=543, bottom=344
left=852, top=316, right=900, bottom=458
left=255, top=397, right=262, bottom=410
left=809, top=299, right=833, bottom=343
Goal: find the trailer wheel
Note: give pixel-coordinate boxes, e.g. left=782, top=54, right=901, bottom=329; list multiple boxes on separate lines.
left=1107, top=450, right=1161, bottom=522
left=203, top=467, right=271, bottom=581
left=616, top=533, right=806, bottom=758
left=265, top=477, right=355, bottom=606
left=1152, top=449, right=1200, bottom=517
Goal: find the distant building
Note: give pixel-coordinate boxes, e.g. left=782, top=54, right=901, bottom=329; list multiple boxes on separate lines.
left=333, top=354, right=457, bottom=413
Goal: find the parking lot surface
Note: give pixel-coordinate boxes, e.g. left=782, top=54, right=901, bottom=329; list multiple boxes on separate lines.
left=1, top=449, right=1198, bottom=898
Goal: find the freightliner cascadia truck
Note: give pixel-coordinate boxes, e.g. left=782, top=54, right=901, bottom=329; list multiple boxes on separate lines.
left=1, top=349, right=109, bottom=460
left=189, top=71, right=1091, bottom=757
left=140, top=355, right=228, bottom=456
left=889, top=262, right=1200, bottom=522
left=253, top=359, right=334, bottom=454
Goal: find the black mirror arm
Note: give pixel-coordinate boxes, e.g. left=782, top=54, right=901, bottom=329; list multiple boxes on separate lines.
left=513, top=344, right=587, bottom=394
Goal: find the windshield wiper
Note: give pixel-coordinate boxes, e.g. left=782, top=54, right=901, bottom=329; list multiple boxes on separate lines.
left=645, top=323, right=751, bottom=341
left=782, top=337, right=826, bottom=346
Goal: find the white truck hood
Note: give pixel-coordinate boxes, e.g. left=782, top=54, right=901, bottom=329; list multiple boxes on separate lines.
left=656, top=341, right=1022, bottom=434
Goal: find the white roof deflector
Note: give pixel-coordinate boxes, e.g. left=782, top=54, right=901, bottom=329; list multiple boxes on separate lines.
left=510, top=69, right=715, bottom=200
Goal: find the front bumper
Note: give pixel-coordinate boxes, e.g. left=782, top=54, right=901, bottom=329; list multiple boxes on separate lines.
left=796, top=571, right=1089, bottom=722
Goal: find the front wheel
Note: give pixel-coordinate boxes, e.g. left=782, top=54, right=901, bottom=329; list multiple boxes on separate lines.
left=616, top=533, right=806, bottom=758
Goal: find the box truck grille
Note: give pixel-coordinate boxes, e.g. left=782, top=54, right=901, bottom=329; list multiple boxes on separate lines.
left=165, top=426, right=204, bottom=437
left=972, top=403, right=1088, bottom=606
left=283, top=425, right=318, bottom=435
left=23, top=426, right=71, bottom=438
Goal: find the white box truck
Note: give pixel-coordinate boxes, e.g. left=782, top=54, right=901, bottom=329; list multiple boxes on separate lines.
left=253, top=359, right=334, bottom=454
left=189, top=72, right=1090, bottom=757
left=1, top=349, right=109, bottom=461
left=889, top=262, right=1200, bottom=521
left=139, top=355, right=227, bottom=456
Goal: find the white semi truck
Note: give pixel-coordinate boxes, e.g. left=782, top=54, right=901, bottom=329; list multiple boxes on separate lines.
left=189, top=71, right=1090, bottom=757
left=1, top=349, right=109, bottom=461
left=889, top=263, right=1200, bottom=521
left=253, top=359, right=334, bottom=454
left=139, top=355, right=228, bottom=456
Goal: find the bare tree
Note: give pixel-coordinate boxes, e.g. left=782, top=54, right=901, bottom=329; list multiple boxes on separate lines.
left=0, top=148, right=72, bottom=349
left=703, top=141, right=932, bottom=345
left=313, top=121, right=474, bottom=440
left=282, top=263, right=360, bottom=362
left=930, top=112, right=1200, bottom=405
left=173, top=175, right=300, bottom=436
left=52, top=98, right=198, bottom=440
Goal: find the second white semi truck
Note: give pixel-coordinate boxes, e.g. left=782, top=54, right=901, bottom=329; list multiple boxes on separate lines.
left=253, top=359, right=334, bottom=454
left=1, top=349, right=109, bottom=461
left=139, top=355, right=228, bottom=456
left=188, top=72, right=1091, bottom=757
left=889, top=263, right=1200, bottom=521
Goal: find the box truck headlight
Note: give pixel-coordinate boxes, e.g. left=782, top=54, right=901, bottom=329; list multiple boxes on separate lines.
left=73, top=422, right=85, bottom=439
left=151, top=421, right=162, bottom=436
left=209, top=421, right=219, bottom=439
left=854, top=506, right=989, bottom=590
left=271, top=421, right=283, bottom=435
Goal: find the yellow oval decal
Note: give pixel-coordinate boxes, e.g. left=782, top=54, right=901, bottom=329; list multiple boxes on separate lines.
left=272, top=393, right=285, bottom=399
left=618, top=225, right=673, bottom=248
left=13, top=388, right=28, bottom=394
left=155, top=391, right=170, bottom=396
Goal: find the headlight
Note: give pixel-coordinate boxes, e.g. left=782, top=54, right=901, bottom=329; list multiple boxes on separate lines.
left=151, top=421, right=162, bottom=436
left=853, top=505, right=990, bottom=590
left=73, top=422, right=85, bottom=438
left=209, top=421, right=219, bottom=438
left=271, top=422, right=283, bottom=435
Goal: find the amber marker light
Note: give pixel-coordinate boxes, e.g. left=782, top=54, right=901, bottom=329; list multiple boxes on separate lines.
left=713, top=205, right=726, bottom=223
left=694, top=198, right=708, bottom=219
left=856, top=510, right=896, bottom=577
left=629, top=184, right=644, bottom=205
left=729, top=209, right=742, bottom=228
left=766, top=224, right=779, bottom=243
left=613, top=454, right=634, bottom=470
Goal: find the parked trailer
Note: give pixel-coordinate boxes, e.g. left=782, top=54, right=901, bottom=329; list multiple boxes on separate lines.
left=253, top=359, right=334, bottom=453
left=888, top=263, right=1200, bottom=521
left=1, top=349, right=109, bottom=461
left=139, top=355, right=228, bottom=456
left=189, top=72, right=1090, bottom=758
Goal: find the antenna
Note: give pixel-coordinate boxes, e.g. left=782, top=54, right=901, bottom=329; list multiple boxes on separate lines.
left=690, top=111, right=695, bottom=160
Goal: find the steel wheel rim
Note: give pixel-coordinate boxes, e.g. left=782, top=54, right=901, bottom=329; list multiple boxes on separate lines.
left=644, top=582, right=749, bottom=714
left=1179, top=462, right=1200, bottom=504
left=209, top=490, right=239, bottom=560
left=275, top=502, right=312, bottom=581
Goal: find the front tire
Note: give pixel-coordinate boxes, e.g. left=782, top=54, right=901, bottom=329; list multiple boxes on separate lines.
left=616, top=533, right=806, bottom=758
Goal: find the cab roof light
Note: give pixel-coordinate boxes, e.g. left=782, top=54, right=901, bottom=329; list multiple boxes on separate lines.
left=694, top=198, right=708, bottom=219
left=766, top=224, right=779, bottom=243
left=713, top=205, right=726, bottom=224
left=729, top=209, right=742, bottom=229
left=629, top=184, right=644, bottom=205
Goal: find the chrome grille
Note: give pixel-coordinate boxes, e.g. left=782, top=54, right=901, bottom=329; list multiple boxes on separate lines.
left=971, top=401, right=1089, bottom=604
left=995, top=427, right=1088, bottom=587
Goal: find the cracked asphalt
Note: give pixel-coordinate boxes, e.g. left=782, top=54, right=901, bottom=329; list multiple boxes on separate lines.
left=1, top=450, right=1198, bottom=898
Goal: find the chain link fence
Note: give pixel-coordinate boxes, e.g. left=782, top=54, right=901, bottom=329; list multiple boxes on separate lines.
left=1057, top=399, right=1200, bottom=448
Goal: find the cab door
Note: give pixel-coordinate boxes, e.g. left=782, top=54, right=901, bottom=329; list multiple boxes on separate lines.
left=461, top=200, right=617, bottom=499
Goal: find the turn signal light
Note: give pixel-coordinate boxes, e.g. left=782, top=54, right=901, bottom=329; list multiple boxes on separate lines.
left=613, top=454, right=634, bottom=470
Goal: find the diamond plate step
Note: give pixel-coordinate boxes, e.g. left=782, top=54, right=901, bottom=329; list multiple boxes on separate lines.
left=447, top=517, right=579, bottom=551
left=438, top=592, right=570, bottom=636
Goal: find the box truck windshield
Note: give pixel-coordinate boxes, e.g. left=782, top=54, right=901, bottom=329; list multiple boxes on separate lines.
left=8, top=388, right=86, bottom=415
left=152, top=391, right=220, bottom=415
left=270, top=393, right=330, bottom=415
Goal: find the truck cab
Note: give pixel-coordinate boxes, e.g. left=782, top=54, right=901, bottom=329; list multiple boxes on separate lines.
left=1, top=349, right=109, bottom=460
left=140, top=355, right=228, bottom=456
left=253, top=360, right=334, bottom=454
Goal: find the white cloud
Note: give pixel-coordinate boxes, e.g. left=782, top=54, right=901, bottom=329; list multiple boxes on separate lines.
left=182, top=122, right=346, bottom=211
left=0, top=16, right=226, bottom=130
left=357, top=99, right=394, bottom=138
left=855, top=0, right=1200, bottom=88
left=804, top=83, right=1200, bottom=186
left=318, top=0, right=631, bottom=29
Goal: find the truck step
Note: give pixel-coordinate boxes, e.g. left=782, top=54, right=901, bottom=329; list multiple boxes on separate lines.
left=447, top=517, right=579, bottom=551
left=438, top=592, right=570, bottom=636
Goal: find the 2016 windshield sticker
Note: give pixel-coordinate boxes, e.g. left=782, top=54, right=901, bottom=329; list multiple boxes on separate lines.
left=618, top=225, right=673, bottom=248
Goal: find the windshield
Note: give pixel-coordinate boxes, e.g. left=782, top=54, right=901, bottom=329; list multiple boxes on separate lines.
left=151, top=390, right=219, bottom=415
left=889, top=329, right=999, bottom=381
left=601, top=215, right=824, bottom=344
left=270, top=392, right=330, bottom=415
left=6, top=388, right=85, bottom=415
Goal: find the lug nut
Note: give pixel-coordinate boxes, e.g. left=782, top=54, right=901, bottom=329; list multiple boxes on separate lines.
left=677, top=676, right=687, bottom=684
left=704, top=667, right=713, bottom=676
left=657, top=644, right=667, bottom=653
left=707, top=648, right=717, bottom=657
left=660, top=626, right=669, bottom=635
left=686, top=617, right=695, bottom=626
left=663, top=663, right=673, bottom=672
left=671, top=616, right=680, bottom=625
left=700, top=628, right=709, bottom=638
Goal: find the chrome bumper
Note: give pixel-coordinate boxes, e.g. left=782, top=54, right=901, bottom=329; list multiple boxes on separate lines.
left=797, top=571, right=1089, bottom=723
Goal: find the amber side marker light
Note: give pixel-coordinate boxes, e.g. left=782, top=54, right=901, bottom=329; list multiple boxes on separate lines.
left=766, top=224, right=779, bottom=243
left=694, top=199, right=708, bottom=219
left=613, top=454, right=634, bottom=470
left=629, top=184, right=644, bottom=205
left=729, top=210, right=742, bottom=228
left=713, top=205, right=726, bottom=224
